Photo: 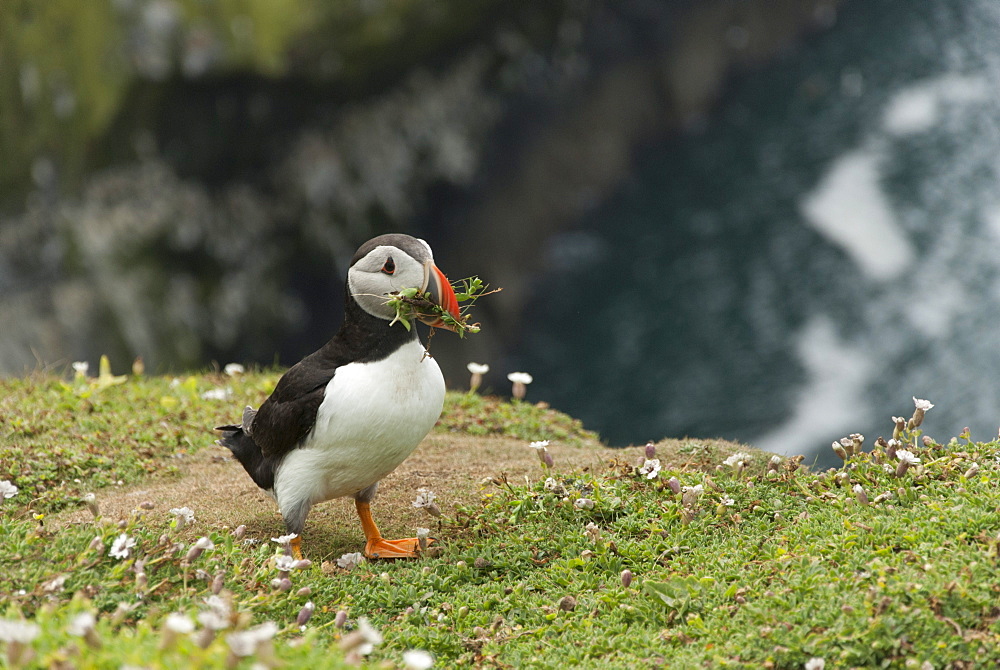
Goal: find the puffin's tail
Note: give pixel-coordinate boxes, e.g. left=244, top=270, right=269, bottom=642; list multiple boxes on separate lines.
left=216, top=407, right=275, bottom=490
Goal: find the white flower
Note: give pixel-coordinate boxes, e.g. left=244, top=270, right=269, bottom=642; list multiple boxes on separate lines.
left=200, top=387, right=232, bottom=401
left=336, top=552, right=365, bottom=570
left=403, top=649, right=435, bottom=669
left=466, top=362, right=489, bottom=374
left=66, top=612, right=96, bottom=637
left=164, top=612, right=195, bottom=634
left=271, top=533, right=298, bottom=546
left=528, top=440, right=550, bottom=450
left=274, top=554, right=304, bottom=572
left=226, top=621, right=278, bottom=657
left=0, top=619, right=40, bottom=643
left=412, top=488, right=437, bottom=508
left=896, top=449, right=921, bottom=465
left=415, top=528, right=431, bottom=540
left=639, top=458, right=661, bottom=479
left=913, top=397, right=934, bottom=411
left=573, top=498, right=595, bottom=510
left=169, top=506, right=195, bottom=527
left=72, top=361, right=90, bottom=376
left=224, top=363, right=245, bottom=376
left=804, top=659, right=825, bottom=670
left=720, top=496, right=735, bottom=507
left=0, top=480, right=18, bottom=499
left=682, top=484, right=704, bottom=507
left=723, top=452, right=752, bottom=468
left=507, top=372, right=533, bottom=384
left=109, top=533, right=136, bottom=559
left=356, top=618, right=383, bottom=655
left=198, top=596, right=231, bottom=630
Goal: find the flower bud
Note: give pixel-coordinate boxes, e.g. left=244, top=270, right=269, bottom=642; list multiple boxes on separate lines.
left=558, top=595, right=577, bottom=612
left=852, top=484, right=869, bottom=506
left=666, top=477, right=681, bottom=495
left=233, top=525, right=246, bottom=540
left=645, top=442, right=656, bottom=460
left=297, top=602, right=315, bottom=627
left=83, top=493, right=100, bottom=519
left=334, top=610, right=348, bottom=628
left=831, top=442, right=848, bottom=461
left=620, top=569, right=633, bottom=588
left=892, top=416, right=906, bottom=440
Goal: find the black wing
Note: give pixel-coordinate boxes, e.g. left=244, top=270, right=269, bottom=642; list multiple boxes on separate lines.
left=251, top=350, right=339, bottom=458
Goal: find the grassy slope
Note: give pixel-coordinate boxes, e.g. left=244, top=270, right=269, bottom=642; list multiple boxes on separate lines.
left=1, top=372, right=1000, bottom=668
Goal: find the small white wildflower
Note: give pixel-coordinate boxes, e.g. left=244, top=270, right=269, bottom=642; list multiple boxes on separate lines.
left=169, top=506, right=195, bottom=529
left=198, top=598, right=231, bottom=631
left=412, top=488, right=437, bottom=507
left=72, top=361, right=90, bottom=378
left=467, top=362, right=489, bottom=392
left=223, top=363, right=245, bottom=376
left=109, top=533, right=136, bottom=559
left=682, top=484, right=704, bottom=507
left=355, top=617, right=383, bottom=654
left=723, top=452, right=752, bottom=468
left=416, top=527, right=431, bottom=552
left=200, top=387, right=232, bottom=401
left=507, top=372, right=533, bottom=400
left=720, top=496, right=735, bottom=506
left=66, top=612, right=97, bottom=637
left=164, top=612, right=195, bottom=634
left=337, top=552, right=365, bottom=570
left=528, top=440, right=550, bottom=450
left=573, top=498, right=595, bottom=510
left=913, top=397, right=934, bottom=412
left=896, top=449, right=921, bottom=465
left=0, top=619, right=40, bottom=643
left=226, top=621, right=278, bottom=657
left=0, top=480, right=18, bottom=499
left=804, top=658, right=825, bottom=670
left=403, top=649, right=435, bottom=669
left=412, top=487, right=442, bottom=516
left=639, top=458, right=661, bottom=479
left=274, top=554, right=303, bottom=572
left=271, top=533, right=298, bottom=546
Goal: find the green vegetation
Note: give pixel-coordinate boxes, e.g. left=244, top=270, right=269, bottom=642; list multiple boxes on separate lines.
left=2, top=371, right=1000, bottom=668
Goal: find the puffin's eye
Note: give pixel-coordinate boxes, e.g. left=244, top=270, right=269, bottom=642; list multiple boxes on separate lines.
left=381, top=257, right=395, bottom=275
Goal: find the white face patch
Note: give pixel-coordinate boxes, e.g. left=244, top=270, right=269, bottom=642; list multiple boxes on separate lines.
left=347, top=245, right=427, bottom=320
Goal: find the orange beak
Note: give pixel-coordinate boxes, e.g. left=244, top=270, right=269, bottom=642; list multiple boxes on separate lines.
left=419, top=260, right=461, bottom=330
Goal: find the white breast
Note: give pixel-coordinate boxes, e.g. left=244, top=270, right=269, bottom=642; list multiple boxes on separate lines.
left=273, top=339, right=445, bottom=508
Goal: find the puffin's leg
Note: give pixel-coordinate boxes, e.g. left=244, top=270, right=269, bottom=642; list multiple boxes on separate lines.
left=354, top=484, right=433, bottom=559
left=280, top=499, right=310, bottom=560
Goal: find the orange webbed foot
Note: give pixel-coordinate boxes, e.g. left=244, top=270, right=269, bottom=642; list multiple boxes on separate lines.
left=364, top=537, right=436, bottom=560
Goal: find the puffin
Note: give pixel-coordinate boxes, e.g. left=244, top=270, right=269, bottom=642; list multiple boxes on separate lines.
left=216, top=233, right=461, bottom=560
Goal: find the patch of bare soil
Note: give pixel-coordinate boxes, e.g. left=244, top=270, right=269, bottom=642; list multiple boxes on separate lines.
left=53, top=433, right=753, bottom=560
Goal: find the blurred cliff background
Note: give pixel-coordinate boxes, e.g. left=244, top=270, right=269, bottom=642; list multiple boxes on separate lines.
left=4, top=0, right=1000, bottom=463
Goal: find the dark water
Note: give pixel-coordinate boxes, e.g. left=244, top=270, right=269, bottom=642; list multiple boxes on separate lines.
left=523, top=2, right=1000, bottom=464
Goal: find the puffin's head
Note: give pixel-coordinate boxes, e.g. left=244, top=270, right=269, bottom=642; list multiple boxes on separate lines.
left=347, top=234, right=461, bottom=329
